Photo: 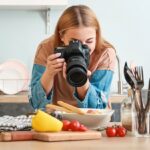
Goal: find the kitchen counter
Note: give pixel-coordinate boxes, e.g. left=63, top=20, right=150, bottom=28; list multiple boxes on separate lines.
left=0, top=91, right=127, bottom=103
left=0, top=133, right=149, bottom=150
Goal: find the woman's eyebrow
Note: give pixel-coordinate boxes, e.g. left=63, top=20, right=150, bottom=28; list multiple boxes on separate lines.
left=70, top=38, right=79, bottom=41
left=70, top=37, right=95, bottom=41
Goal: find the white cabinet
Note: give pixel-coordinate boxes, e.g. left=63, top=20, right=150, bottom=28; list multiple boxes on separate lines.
left=0, top=0, right=68, bottom=10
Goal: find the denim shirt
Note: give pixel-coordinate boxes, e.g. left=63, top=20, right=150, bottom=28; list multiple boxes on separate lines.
left=29, top=64, right=114, bottom=110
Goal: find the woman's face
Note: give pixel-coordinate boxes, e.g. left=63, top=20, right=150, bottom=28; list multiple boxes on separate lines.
left=61, top=27, right=96, bottom=55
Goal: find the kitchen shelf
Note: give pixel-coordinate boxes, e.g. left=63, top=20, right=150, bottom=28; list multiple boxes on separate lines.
left=0, top=0, right=68, bottom=10
left=0, top=0, right=68, bottom=34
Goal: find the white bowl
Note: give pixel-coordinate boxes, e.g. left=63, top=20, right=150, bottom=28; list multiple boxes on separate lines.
left=62, top=109, right=114, bottom=129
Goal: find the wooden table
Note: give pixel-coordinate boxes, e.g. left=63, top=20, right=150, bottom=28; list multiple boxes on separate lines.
left=0, top=132, right=149, bottom=150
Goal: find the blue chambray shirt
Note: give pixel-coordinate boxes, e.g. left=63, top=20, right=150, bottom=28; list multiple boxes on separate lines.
left=29, top=64, right=114, bottom=110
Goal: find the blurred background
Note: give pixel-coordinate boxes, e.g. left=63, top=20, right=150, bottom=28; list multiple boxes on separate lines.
left=0, top=0, right=150, bottom=93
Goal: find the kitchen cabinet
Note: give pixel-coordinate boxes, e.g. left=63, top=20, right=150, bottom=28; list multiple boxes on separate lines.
left=0, top=91, right=34, bottom=116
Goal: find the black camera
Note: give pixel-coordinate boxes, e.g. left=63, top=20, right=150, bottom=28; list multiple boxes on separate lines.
left=54, top=40, right=90, bottom=87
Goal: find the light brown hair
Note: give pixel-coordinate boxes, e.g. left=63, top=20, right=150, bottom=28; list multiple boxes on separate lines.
left=54, top=5, right=115, bottom=71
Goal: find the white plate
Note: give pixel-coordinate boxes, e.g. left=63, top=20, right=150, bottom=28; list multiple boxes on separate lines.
left=0, top=60, right=29, bottom=94
left=62, top=109, right=114, bottom=129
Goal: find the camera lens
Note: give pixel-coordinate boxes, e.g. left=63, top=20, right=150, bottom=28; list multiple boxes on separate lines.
left=67, top=67, right=87, bottom=87
left=66, top=56, right=87, bottom=87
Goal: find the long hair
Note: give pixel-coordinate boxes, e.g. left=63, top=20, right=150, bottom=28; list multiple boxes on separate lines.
left=54, top=5, right=115, bottom=71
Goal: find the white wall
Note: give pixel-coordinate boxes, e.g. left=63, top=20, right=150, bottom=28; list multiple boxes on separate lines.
left=0, top=0, right=150, bottom=92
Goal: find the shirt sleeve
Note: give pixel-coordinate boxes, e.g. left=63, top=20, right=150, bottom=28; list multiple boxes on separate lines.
left=73, top=70, right=114, bottom=109
left=28, top=64, right=53, bottom=110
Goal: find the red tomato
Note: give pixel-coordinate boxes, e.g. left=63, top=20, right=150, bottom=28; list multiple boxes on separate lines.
left=69, top=120, right=80, bottom=131
left=62, top=120, right=71, bottom=131
left=78, top=124, right=88, bottom=132
left=106, top=127, right=117, bottom=137
left=116, top=126, right=126, bottom=137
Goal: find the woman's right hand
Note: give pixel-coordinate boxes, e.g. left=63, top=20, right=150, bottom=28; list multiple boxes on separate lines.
left=46, top=53, right=65, bottom=77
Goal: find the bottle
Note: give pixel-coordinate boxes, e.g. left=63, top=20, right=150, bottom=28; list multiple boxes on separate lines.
left=121, top=89, right=132, bottom=131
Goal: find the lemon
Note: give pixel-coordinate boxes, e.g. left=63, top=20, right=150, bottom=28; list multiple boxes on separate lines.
left=32, top=110, right=63, bottom=132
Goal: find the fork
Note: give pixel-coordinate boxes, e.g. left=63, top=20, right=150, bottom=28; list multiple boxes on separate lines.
left=134, top=66, right=144, bottom=111
left=145, top=79, right=150, bottom=113
left=134, top=66, right=144, bottom=89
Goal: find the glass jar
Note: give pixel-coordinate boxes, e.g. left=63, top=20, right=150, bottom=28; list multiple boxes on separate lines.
left=132, top=89, right=150, bottom=137
left=121, top=89, right=132, bottom=131
left=121, top=89, right=150, bottom=137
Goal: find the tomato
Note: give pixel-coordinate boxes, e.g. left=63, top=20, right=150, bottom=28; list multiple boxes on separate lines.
left=106, top=125, right=126, bottom=137
left=69, top=120, right=80, bottom=131
left=106, top=127, right=117, bottom=137
left=78, top=124, right=88, bottom=132
left=62, top=120, right=71, bottom=131
left=116, top=126, right=126, bottom=137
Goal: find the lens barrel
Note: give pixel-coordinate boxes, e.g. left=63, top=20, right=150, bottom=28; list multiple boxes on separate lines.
left=66, top=57, right=87, bottom=87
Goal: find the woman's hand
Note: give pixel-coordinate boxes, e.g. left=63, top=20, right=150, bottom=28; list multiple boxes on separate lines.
left=46, top=53, right=65, bottom=77
left=63, top=62, right=67, bottom=79
left=41, top=53, right=65, bottom=95
left=87, top=70, right=91, bottom=77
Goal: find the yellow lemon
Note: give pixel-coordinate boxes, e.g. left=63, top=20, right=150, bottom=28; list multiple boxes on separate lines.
left=32, top=110, right=63, bottom=132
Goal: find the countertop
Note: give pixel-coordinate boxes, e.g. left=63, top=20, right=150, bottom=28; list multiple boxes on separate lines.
left=0, top=133, right=149, bottom=150
left=0, top=91, right=127, bottom=103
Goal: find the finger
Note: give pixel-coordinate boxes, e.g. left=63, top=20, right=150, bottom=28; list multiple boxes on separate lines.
left=53, top=62, right=64, bottom=69
left=53, top=68, right=63, bottom=73
left=63, top=62, right=67, bottom=79
left=87, top=70, right=91, bottom=77
left=47, top=53, right=61, bottom=61
left=50, top=58, right=65, bottom=65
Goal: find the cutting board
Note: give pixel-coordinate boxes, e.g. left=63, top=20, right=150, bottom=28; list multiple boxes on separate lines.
left=0, top=131, right=34, bottom=141
left=0, top=130, right=101, bottom=142
left=33, top=130, right=101, bottom=141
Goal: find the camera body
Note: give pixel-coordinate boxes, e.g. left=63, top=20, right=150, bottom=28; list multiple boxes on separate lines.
left=54, top=40, right=90, bottom=87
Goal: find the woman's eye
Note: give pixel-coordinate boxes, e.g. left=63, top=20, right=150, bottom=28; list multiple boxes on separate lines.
left=86, top=41, right=93, bottom=44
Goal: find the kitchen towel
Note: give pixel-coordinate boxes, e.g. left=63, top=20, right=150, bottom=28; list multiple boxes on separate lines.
left=0, top=115, right=32, bottom=131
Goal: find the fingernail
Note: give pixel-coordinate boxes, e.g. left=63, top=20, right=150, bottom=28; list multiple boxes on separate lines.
left=56, top=53, right=61, bottom=56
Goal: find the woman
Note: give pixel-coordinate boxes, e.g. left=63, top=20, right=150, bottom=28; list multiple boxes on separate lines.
left=29, top=5, right=116, bottom=110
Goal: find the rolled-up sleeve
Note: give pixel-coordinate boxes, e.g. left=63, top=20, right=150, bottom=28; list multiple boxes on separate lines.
left=73, top=70, right=114, bottom=109
left=29, top=64, right=52, bottom=110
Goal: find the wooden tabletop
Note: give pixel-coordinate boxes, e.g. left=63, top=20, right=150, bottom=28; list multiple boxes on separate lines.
left=0, top=133, right=149, bottom=150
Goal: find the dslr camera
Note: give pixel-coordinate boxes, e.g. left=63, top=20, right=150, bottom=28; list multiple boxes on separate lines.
left=54, top=40, right=90, bottom=87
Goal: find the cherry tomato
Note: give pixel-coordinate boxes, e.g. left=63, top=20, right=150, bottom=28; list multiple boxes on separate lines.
left=69, top=120, right=80, bottom=131
left=116, top=126, right=126, bottom=137
left=62, top=120, right=71, bottom=131
left=78, top=124, right=88, bottom=132
left=106, top=127, right=117, bottom=137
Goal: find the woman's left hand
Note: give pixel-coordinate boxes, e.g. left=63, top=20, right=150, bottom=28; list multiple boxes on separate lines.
left=87, top=70, right=91, bottom=77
